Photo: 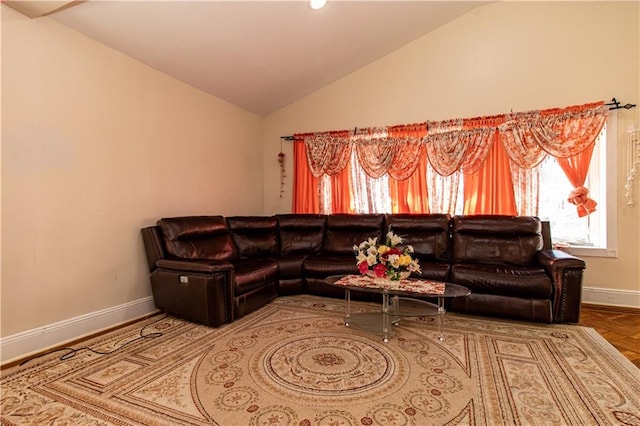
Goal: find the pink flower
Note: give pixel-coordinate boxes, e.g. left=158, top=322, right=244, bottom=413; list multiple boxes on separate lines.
left=358, top=261, right=369, bottom=274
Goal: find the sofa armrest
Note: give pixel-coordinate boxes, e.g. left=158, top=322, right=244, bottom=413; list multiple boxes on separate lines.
left=150, top=262, right=234, bottom=327
left=141, top=226, right=165, bottom=272
left=156, top=258, right=234, bottom=274
left=537, top=249, right=585, bottom=270
left=537, top=250, right=586, bottom=323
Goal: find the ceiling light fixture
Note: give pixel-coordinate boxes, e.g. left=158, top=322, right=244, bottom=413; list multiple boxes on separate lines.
left=309, top=0, right=327, bottom=10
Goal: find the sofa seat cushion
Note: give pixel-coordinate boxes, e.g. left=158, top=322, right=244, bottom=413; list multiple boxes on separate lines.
left=450, top=294, right=552, bottom=323
left=451, top=263, right=552, bottom=299
left=303, top=255, right=359, bottom=277
left=232, top=259, right=279, bottom=295
left=275, top=254, right=307, bottom=278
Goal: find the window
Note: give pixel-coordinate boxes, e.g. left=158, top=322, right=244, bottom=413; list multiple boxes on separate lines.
left=319, top=153, right=393, bottom=214
left=349, top=154, right=392, bottom=214
left=538, top=127, right=604, bottom=246
left=539, top=116, right=617, bottom=257
left=316, top=115, right=617, bottom=257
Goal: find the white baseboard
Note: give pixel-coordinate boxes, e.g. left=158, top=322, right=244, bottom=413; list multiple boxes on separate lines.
left=1, top=297, right=157, bottom=365
left=582, top=286, right=640, bottom=309
left=2, top=288, right=636, bottom=365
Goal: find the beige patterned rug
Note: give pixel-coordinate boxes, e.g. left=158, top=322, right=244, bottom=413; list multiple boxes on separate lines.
left=2, top=295, right=639, bottom=426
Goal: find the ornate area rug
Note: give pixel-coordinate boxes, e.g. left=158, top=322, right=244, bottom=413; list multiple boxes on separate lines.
left=2, top=295, right=639, bottom=426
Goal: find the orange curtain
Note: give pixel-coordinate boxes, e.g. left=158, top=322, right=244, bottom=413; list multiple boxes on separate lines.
left=545, top=103, right=605, bottom=217
left=292, top=134, right=319, bottom=213
left=499, top=102, right=606, bottom=217
left=463, top=130, right=518, bottom=215
left=558, top=142, right=597, bottom=217
left=317, top=130, right=353, bottom=213
left=389, top=150, right=429, bottom=213
left=292, top=101, right=605, bottom=216
left=387, top=124, right=429, bottom=213
left=330, top=164, right=354, bottom=213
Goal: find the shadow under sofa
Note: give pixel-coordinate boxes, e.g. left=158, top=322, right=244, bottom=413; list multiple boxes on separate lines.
left=141, top=214, right=586, bottom=328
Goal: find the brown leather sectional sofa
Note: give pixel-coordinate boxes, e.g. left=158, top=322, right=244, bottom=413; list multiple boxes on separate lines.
left=141, top=214, right=586, bottom=328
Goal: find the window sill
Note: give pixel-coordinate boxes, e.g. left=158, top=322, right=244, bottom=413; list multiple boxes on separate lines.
left=554, top=245, right=618, bottom=258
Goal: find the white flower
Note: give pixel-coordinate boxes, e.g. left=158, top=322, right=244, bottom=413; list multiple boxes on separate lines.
left=366, top=254, right=377, bottom=265
left=408, top=260, right=421, bottom=273
left=387, top=232, right=403, bottom=246
left=387, top=254, right=401, bottom=268
left=406, top=245, right=415, bottom=253
left=367, top=237, right=378, bottom=247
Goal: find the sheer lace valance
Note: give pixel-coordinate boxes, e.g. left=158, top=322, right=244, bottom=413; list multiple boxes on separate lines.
left=296, top=101, right=607, bottom=180
left=424, top=127, right=496, bottom=176
left=499, top=102, right=608, bottom=168
left=303, top=131, right=352, bottom=177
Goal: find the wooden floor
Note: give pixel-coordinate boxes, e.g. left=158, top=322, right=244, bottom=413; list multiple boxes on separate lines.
left=578, top=303, right=640, bottom=368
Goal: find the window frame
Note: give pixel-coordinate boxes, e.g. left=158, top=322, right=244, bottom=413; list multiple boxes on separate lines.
left=561, top=113, right=618, bottom=258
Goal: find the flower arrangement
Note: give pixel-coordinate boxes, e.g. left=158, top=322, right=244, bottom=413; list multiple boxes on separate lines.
left=353, top=231, right=421, bottom=281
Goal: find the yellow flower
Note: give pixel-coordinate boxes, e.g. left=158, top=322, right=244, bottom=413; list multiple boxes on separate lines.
left=399, top=255, right=412, bottom=266
left=378, top=245, right=390, bottom=254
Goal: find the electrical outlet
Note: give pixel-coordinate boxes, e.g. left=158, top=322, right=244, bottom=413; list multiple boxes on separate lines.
left=180, top=276, right=189, bottom=284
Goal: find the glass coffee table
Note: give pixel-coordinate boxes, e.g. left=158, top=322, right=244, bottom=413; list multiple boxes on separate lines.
left=325, top=275, right=471, bottom=342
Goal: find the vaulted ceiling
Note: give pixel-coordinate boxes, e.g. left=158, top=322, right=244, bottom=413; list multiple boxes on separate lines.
left=4, top=1, right=487, bottom=116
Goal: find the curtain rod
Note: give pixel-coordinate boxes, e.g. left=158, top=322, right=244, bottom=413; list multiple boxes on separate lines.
left=281, top=127, right=361, bottom=141
left=279, top=98, right=636, bottom=141
left=606, top=97, right=636, bottom=110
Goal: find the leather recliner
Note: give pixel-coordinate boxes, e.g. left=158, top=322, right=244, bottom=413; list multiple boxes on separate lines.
left=141, top=213, right=586, bottom=327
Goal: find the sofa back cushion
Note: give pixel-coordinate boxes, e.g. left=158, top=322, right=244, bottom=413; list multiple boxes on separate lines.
left=277, top=214, right=326, bottom=255
left=451, top=215, right=543, bottom=266
left=157, top=216, right=235, bottom=261
left=386, top=214, right=451, bottom=262
left=323, top=214, right=385, bottom=255
left=227, top=216, right=279, bottom=258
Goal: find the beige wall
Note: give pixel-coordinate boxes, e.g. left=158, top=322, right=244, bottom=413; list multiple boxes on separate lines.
left=1, top=6, right=264, bottom=337
left=263, top=2, right=640, bottom=295
left=2, top=1, right=639, bottom=342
